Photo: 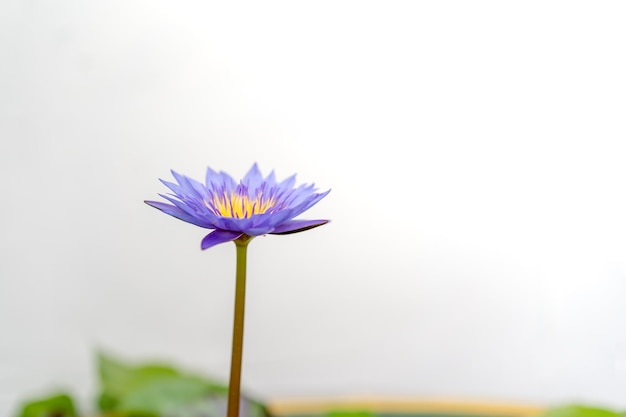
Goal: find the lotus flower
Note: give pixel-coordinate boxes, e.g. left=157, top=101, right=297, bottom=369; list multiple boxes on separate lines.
left=145, top=163, right=330, bottom=249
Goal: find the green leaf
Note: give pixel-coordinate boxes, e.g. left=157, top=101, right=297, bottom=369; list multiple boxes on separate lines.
left=95, top=351, right=269, bottom=417
left=17, top=393, right=77, bottom=417
left=117, top=375, right=214, bottom=416
left=97, top=351, right=180, bottom=411
left=543, top=405, right=621, bottom=417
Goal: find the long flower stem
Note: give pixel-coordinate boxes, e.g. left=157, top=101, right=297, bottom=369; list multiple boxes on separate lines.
left=227, top=235, right=252, bottom=417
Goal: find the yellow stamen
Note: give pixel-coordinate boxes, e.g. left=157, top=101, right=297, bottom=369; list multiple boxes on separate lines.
left=209, top=192, right=276, bottom=218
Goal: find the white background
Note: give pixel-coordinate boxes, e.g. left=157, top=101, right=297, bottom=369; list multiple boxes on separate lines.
left=1, top=1, right=625, bottom=415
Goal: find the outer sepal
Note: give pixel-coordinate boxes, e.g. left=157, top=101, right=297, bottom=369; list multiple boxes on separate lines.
left=201, top=230, right=244, bottom=250
left=270, top=219, right=329, bottom=235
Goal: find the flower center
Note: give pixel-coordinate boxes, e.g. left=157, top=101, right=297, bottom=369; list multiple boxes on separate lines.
left=209, top=191, right=276, bottom=219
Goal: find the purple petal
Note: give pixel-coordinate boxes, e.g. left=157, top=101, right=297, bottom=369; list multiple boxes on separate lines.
left=210, top=170, right=237, bottom=192
left=145, top=200, right=214, bottom=228
left=156, top=194, right=219, bottom=225
left=270, top=219, right=329, bottom=235
left=201, top=230, right=244, bottom=250
left=205, top=166, right=219, bottom=186
left=213, top=216, right=251, bottom=233
left=264, top=170, right=277, bottom=187
left=250, top=209, right=294, bottom=229
left=277, top=174, right=297, bottom=191
left=242, top=163, right=264, bottom=192
left=159, top=179, right=185, bottom=195
left=170, top=170, right=207, bottom=200
left=281, top=189, right=331, bottom=219
left=244, top=227, right=275, bottom=235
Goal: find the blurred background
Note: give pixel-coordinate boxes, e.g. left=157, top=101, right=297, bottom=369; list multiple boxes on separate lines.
left=1, top=1, right=625, bottom=416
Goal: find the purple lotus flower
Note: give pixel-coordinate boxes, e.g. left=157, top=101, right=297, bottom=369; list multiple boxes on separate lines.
left=145, top=163, right=330, bottom=249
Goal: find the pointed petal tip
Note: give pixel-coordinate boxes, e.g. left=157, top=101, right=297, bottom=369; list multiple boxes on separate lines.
left=246, top=162, right=262, bottom=176
left=269, top=219, right=330, bottom=235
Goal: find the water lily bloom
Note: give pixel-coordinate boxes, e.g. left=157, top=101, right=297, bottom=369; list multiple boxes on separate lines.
left=145, top=163, right=330, bottom=249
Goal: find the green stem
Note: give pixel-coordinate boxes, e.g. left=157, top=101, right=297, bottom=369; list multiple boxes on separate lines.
left=227, top=234, right=253, bottom=417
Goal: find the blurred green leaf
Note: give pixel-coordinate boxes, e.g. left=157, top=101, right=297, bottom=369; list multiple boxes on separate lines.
left=117, top=375, right=214, bottom=416
left=543, top=405, right=621, bottom=417
left=98, top=352, right=180, bottom=411
left=97, top=351, right=269, bottom=417
left=17, top=393, right=77, bottom=417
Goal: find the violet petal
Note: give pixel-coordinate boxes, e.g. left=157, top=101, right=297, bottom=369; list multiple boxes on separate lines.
left=201, top=230, right=244, bottom=250
left=145, top=200, right=214, bottom=228
left=270, top=219, right=329, bottom=235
